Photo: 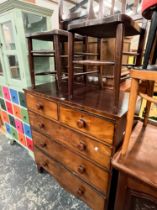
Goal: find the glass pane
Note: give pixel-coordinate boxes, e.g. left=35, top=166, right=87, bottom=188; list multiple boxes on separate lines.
left=22, top=12, right=47, bottom=34
left=0, top=59, right=3, bottom=75
left=2, top=21, right=15, bottom=50
left=34, top=57, right=50, bottom=73
left=8, top=55, right=20, bottom=79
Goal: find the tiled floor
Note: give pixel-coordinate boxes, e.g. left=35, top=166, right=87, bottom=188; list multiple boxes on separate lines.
left=0, top=133, right=90, bottom=210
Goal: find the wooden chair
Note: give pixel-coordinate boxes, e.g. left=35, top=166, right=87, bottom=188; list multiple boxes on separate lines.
left=68, top=0, right=145, bottom=111
left=121, top=0, right=157, bottom=156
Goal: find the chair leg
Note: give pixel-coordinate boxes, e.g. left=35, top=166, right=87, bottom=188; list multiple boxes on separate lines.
left=68, top=32, right=74, bottom=98
left=28, top=37, right=35, bottom=88
left=121, top=78, right=139, bottom=156
left=143, top=81, right=155, bottom=127
left=114, top=23, right=124, bottom=112
left=53, top=35, right=62, bottom=91
left=143, top=10, right=157, bottom=69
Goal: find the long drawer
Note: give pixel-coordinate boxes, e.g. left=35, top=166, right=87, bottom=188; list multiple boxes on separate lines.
left=33, top=129, right=109, bottom=194
left=26, top=93, right=58, bottom=120
left=29, top=111, right=111, bottom=169
left=59, top=105, right=114, bottom=144
left=35, top=148, right=106, bottom=210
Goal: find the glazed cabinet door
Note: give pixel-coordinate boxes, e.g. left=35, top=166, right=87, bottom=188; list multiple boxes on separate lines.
left=0, top=13, right=26, bottom=88
left=0, top=35, right=7, bottom=86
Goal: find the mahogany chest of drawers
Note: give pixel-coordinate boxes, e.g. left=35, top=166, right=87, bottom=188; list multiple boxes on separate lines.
left=24, top=82, right=129, bottom=210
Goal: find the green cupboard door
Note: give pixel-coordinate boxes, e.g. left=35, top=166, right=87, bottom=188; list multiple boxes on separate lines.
left=0, top=14, right=25, bottom=88
left=0, top=35, right=7, bottom=86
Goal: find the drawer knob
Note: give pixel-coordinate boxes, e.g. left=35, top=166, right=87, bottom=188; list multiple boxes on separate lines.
left=43, top=161, right=48, bottom=167
left=36, top=103, right=44, bottom=110
left=40, top=142, right=47, bottom=148
left=77, top=187, right=85, bottom=196
left=77, top=165, right=86, bottom=174
left=77, top=142, right=86, bottom=151
left=77, top=119, right=86, bottom=128
left=39, top=123, right=45, bottom=129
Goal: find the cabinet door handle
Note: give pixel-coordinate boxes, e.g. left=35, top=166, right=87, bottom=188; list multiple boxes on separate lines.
left=77, top=119, right=86, bottom=128
left=77, top=142, right=86, bottom=151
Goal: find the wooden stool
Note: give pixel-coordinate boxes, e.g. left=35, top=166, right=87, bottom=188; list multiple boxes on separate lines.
left=68, top=0, right=145, bottom=111
left=27, top=0, right=103, bottom=90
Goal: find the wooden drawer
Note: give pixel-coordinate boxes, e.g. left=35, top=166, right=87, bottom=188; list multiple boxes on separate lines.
left=33, top=130, right=109, bottom=194
left=26, top=93, right=58, bottom=120
left=29, top=111, right=111, bottom=169
left=59, top=105, right=114, bottom=144
left=35, top=148, right=106, bottom=210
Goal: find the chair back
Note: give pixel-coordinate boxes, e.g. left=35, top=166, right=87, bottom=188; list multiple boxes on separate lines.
left=87, top=0, right=142, bottom=20
left=59, top=0, right=88, bottom=30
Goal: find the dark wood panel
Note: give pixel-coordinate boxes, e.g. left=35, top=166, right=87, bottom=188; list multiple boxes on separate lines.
left=35, top=148, right=106, bottom=210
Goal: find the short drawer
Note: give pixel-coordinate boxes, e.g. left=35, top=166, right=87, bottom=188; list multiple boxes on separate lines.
left=29, top=111, right=111, bottom=169
left=35, top=148, right=106, bottom=210
left=33, top=130, right=109, bottom=195
left=25, top=93, right=58, bottom=120
left=60, top=105, right=114, bottom=144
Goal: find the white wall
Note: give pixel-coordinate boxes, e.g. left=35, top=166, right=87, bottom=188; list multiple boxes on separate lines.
left=35, top=0, right=59, bottom=29
left=0, top=0, right=7, bottom=3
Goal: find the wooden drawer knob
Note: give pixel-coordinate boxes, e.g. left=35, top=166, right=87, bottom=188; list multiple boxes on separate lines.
left=77, top=187, right=85, bottom=196
left=36, top=103, right=44, bottom=110
left=40, top=142, right=47, bottom=148
left=77, top=165, right=86, bottom=174
left=77, top=119, right=86, bottom=128
left=39, top=123, right=45, bottom=129
left=77, top=142, right=86, bottom=151
left=43, top=161, right=48, bottom=167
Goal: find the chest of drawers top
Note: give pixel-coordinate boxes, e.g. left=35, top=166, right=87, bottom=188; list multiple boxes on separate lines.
left=24, top=82, right=129, bottom=121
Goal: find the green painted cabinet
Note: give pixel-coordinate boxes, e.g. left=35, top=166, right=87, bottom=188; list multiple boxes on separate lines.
left=0, top=0, right=53, bottom=157
left=0, top=0, right=53, bottom=90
